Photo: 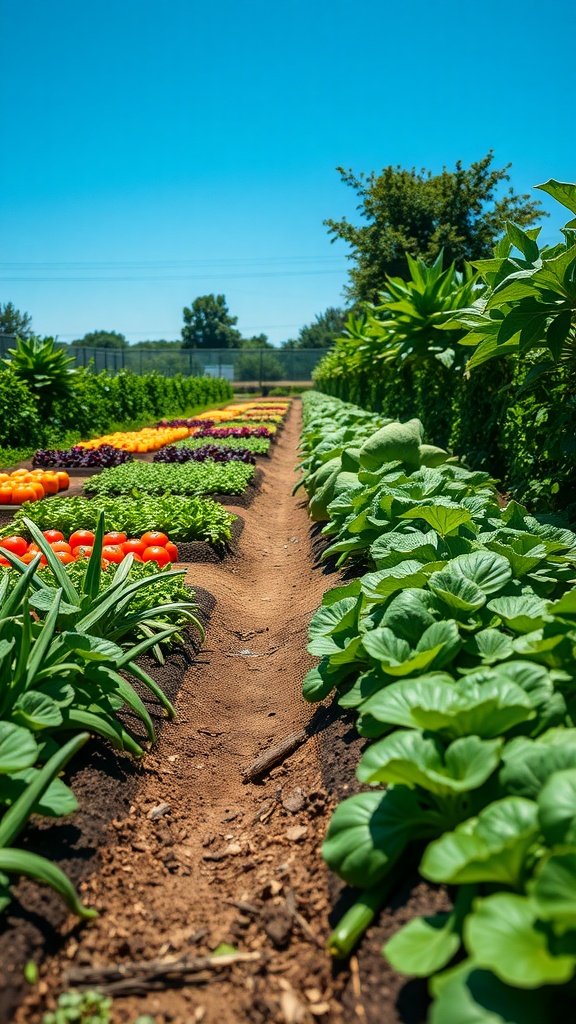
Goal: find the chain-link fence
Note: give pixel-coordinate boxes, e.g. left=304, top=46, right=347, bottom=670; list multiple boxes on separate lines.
left=0, top=335, right=325, bottom=383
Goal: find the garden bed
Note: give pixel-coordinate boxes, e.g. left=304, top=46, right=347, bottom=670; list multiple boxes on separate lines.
left=0, top=586, right=215, bottom=1023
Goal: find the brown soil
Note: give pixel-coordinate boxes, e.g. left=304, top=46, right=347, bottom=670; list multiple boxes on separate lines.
left=5, top=402, right=437, bottom=1024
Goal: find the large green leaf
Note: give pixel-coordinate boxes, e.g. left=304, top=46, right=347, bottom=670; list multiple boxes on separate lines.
left=448, top=551, right=512, bottom=595
left=322, top=787, right=437, bottom=887
left=428, top=571, right=487, bottom=612
left=358, top=675, right=533, bottom=740
left=421, top=798, right=539, bottom=886
left=361, top=621, right=459, bottom=677
left=0, top=770, right=77, bottom=818
left=379, top=587, right=439, bottom=644
left=307, top=598, right=359, bottom=656
left=487, top=595, right=547, bottom=634
left=384, top=911, right=461, bottom=977
left=357, top=732, right=502, bottom=795
left=463, top=629, right=514, bottom=665
left=400, top=504, right=473, bottom=537
left=500, top=730, right=576, bottom=799
left=537, top=768, right=576, bottom=845
left=360, top=561, right=430, bottom=601
left=12, top=691, right=63, bottom=730
left=429, top=962, right=550, bottom=1024
left=530, top=852, right=576, bottom=927
left=464, top=893, right=576, bottom=987
left=0, top=722, right=38, bottom=774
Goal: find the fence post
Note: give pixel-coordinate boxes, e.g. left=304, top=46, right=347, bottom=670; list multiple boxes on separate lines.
left=259, top=348, right=263, bottom=388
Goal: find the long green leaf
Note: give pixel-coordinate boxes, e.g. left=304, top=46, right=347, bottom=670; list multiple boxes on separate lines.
left=0, top=848, right=97, bottom=919
left=0, top=732, right=89, bottom=846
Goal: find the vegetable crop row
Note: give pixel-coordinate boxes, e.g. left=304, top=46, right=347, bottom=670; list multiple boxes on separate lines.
left=299, top=391, right=576, bottom=1023
left=84, top=460, right=256, bottom=498
left=0, top=515, right=203, bottom=918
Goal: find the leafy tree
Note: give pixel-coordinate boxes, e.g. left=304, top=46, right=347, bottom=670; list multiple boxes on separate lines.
left=0, top=301, right=32, bottom=339
left=241, top=333, right=272, bottom=349
left=325, top=152, right=545, bottom=301
left=70, top=330, right=128, bottom=349
left=182, top=294, right=242, bottom=349
left=283, top=307, right=348, bottom=349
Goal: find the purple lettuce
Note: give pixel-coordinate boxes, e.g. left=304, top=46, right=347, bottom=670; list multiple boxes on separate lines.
left=153, top=445, right=256, bottom=465
left=33, top=445, right=134, bottom=468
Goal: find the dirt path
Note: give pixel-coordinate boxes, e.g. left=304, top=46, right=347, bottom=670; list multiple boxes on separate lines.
left=18, top=404, right=346, bottom=1024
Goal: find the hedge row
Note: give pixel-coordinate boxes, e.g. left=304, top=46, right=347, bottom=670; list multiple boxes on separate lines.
left=0, top=368, right=233, bottom=450
left=313, top=355, right=576, bottom=520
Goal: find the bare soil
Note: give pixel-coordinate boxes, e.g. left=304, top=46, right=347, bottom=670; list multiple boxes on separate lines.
left=5, top=402, right=438, bottom=1024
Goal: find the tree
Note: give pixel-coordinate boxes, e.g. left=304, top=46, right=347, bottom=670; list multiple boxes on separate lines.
left=0, top=301, right=32, bottom=339
left=284, top=307, right=348, bottom=349
left=325, top=151, right=545, bottom=301
left=182, top=294, right=242, bottom=349
left=70, top=330, right=128, bottom=349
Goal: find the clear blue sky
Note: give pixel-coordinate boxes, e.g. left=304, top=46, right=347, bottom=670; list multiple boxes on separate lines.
left=1, top=0, right=574, bottom=346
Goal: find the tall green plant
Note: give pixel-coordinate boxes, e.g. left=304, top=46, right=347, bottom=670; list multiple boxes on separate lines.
left=2, top=336, right=77, bottom=411
left=450, top=180, right=576, bottom=370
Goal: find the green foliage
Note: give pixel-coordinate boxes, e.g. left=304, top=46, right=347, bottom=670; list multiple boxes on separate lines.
left=300, top=392, right=576, bottom=1020
left=2, top=336, right=77, bottom=411
left=182, top=293, right=242, bottom=349
left=0, top=367, right=43, bottom=449
left=42, top=990, right=112, bottom=1024
left=326, top=152, right=544, bottom=301
left=4, top=494, right=236, bottom=546
left=84, top=460, right=255, bottom=497
left=450, top=181, right=576, bottom=370
left=70, top=330, right=128, bottom=349
left=0, top=302, right=33, bottom=339
left=235, top=348, right=284, bottom=381
left=178, top=435, right=271, bottom=455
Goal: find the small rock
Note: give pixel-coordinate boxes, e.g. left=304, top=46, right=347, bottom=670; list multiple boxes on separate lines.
left=285, top=825, right=308, bottom=843
left=282, top=787, right=306, bottom=814
left=147, top=802, right=171, bottom=821
left=263, top=906, right=293, bottom=948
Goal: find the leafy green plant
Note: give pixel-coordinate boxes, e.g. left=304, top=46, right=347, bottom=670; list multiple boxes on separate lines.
left=300, top=391, right=576, bottom=1020
left=450, top=180, right=576, bottom=370
left=0, top=733, right=96, bottom=919
left=2, top=494, right=236, bottom=546
left=84, top=460, right=255, bottom=498
left=2, top=336, right=77, bottom=410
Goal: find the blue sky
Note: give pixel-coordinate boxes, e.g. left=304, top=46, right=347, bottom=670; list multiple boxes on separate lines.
left=1, top=0, right=574, bottom=346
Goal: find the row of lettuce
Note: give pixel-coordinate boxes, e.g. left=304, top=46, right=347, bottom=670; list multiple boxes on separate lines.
left=299, top=391, right=576, bottom=1024
left=312, top=179, right=576, bottom=520
left=0, top=400, right=289, bottom=925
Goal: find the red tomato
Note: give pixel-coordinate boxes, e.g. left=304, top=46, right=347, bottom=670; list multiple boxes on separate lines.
left=0, top=556, right=10, bottom=567
left=54, top=551, right=75, bottom=564
left=20, top=551, right=38, bottom=564
left=103, top=531, right=128, bottom=546
left=142, top=545, right=171, bottom=566
left=141, top=531, right=169, bottom=548
left=122, top=538, right=147, bottom=556
left=42, top=530, right=65, bottom=543
left=27, top=543, right=42, bottom=554
left=74, top=545, right=93, bottom=559
left=102, top=544, right=126, bottom=564
left=0, top=536, right=28, bottom=556
left=69, top=530, right=95, bottom=549
left=50, top=541, right=72, bottom=554
left=131, top=552, right=144, bottom=562
left=165, top=541, right=179, bottom=562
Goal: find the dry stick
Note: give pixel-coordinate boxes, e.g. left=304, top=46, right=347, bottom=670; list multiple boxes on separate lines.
left=64, top=951, right=263, bottom=996
left=241, top=708, right=332, bottom=783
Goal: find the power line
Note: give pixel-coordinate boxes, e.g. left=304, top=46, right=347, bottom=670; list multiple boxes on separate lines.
left=0, top=268, right=345, bottom=283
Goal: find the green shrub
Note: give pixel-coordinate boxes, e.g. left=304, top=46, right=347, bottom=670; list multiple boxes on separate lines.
left=0, top=368, right=42, bottom=447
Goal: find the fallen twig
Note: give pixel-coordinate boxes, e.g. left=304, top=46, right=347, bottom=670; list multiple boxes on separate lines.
left=64, top=951, right=263, bottom=996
